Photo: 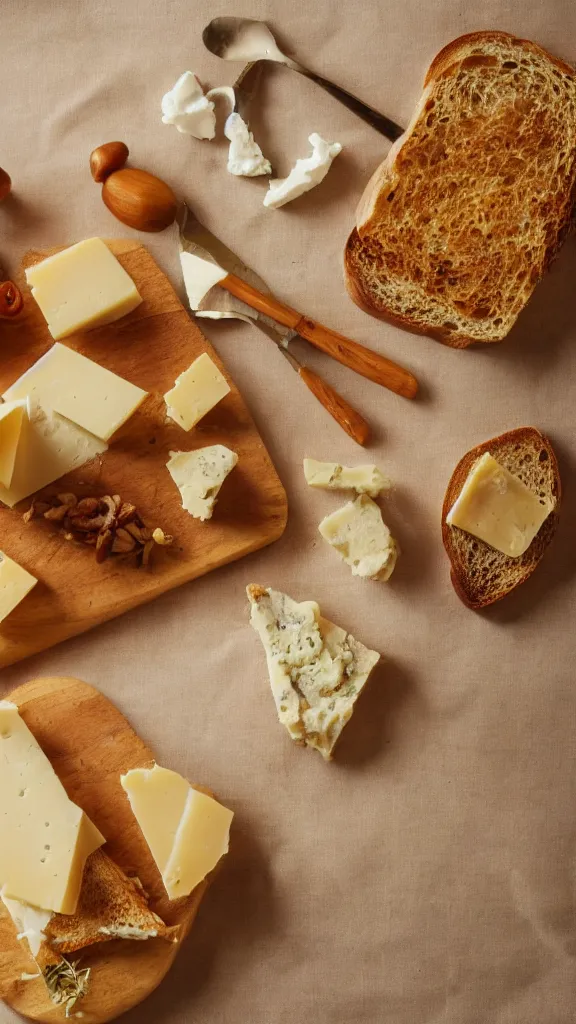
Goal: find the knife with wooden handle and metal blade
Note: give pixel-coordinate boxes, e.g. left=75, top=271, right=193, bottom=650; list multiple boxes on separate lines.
left=178, top=205, right=370, bottom=444
left=178, top=206, right=418, bottom=399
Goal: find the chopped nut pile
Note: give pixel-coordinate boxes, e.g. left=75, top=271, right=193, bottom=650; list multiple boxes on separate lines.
left=24, top=493, right=173, bottom=567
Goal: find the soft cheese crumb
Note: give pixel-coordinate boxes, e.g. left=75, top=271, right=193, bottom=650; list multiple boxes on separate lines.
left=225, top=113, right=272, bottom=177
left=318, top=495, right=399, bottom=581
left=263, top=133, right=342, bottom=209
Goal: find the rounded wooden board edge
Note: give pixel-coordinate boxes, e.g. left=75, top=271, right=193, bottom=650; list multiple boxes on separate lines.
left=0, top=676, right=209, bottom=1024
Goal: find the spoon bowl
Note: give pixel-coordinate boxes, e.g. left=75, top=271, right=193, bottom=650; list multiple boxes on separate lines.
left=202, top=16, right=404, bottom=141
left=202, top=17, right=290, bottom=65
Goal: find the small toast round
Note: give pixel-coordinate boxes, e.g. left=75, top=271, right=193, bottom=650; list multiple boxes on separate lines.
left=442, top=427, right=560, bottom=608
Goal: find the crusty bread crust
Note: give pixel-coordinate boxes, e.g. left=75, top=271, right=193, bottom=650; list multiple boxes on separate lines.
left=442, top=427, right=561, bottom=608
left=346, top=31, right=576, bottom=347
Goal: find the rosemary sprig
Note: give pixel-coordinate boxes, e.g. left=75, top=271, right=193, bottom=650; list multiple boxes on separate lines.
left=43, top=956, right=91, bottom=1018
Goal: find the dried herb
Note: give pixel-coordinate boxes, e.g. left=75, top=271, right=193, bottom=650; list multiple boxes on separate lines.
left=43, top=956, right=90, bottom=1018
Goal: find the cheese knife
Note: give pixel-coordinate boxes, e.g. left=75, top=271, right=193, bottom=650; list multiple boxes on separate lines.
left=178, top=206, right=418, bottom=399
left=179, top=206, right=370, bottom=444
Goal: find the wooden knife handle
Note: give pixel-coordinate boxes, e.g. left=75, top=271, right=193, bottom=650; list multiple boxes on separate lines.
left=298, top=366, right=370, bottom=446
left=222, top=273, right=418, bottom=399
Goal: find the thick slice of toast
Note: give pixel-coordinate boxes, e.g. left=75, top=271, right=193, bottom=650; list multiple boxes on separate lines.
left=345, top=31, right=576, bottom=347
left=442, top=427, right=560, bottom=607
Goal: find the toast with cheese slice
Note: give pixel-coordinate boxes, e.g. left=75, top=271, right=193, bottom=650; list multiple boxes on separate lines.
left=442, top=427, right=560, bottom=607
left=345, top=31, right=576, bottom=347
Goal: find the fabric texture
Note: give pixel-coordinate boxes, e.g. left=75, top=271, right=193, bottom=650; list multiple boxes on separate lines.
left=1, top=1, right=576, bottom=1022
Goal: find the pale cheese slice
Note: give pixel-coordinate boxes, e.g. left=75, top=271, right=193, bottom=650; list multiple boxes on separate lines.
left=164, top=352, right=230, bottom=431
left=0, top=891, right=52, bottom=956
left=180, top=251, right=228, bottom=310
left=303, top=458, right=390, bottom=498
left=121, top=764, right=233, bottom=900
left=247, top=585, right=380, bottom=760
left=121, top=765, right=189, bottom=874
left=0, top=400, right=27, bottom=488
left=0, top=553, right=37, bottom=622
left=318, top=494, right=399, bottom=581
left=25, top=237, right=142, bottom=340
left=167, top=445, right=238, bottom=520
left=0, top=400, right=107, bottom=508
left=0, top=701, right=105, bottom=914
left=4, top=343, right=147, bottom=442
left=445, top=452, right=555, bottom=558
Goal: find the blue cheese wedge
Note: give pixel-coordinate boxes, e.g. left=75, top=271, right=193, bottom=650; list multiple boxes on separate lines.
left=318, top=494, right=398, bottom=581
left=167, top=445, right=238, bottom=520
left=247, top=585, right=380, bottom=760
left=303, top=459, right=390, bottom=497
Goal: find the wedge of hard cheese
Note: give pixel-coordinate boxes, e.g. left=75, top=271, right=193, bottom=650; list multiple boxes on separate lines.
left=247, top=585, right=380, bottom=760
left=121, top=764, right=233, bottom=900
left=0, top=701, right=105, bottom=914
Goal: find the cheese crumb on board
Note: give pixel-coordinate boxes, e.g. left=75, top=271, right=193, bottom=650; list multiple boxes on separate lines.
left=318, top=495, right=398, bottom=581
left=247, top=585, right=380, bottom=760
left=446, top=451, right=555, bottom=557
left=0, top=701, right=105, bottom=914
left=25, top=238, right=142, bottom=340
left=167, top=445, right=238, bottom=520
left=164, top=352, right=230, bottom=431
left=303, top=458, right=390, bottom=498
left=4, top=343, right=147, bottom=442
left=0, top=400, right=27, bottom=488
left=0, top=553, right=37, bottom=622
left=121, top=764, right=233, bottom=900
left=0, top=892, right=52, bottom=956
left=0, top=401, right=108, bottom=508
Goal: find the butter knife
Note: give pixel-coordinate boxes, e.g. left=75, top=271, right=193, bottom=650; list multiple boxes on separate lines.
left=178, top=206, right=370, bottom=444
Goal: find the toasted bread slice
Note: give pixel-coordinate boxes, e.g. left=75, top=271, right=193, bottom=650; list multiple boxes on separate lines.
left=44, top=849, right=175, bottom=954
left=345, top=31, right=576, bottom=347
left=442, top=428, right=560, bottom=608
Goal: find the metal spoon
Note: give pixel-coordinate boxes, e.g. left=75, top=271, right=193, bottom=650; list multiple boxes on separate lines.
left=202, top=17, right=404, bottom=142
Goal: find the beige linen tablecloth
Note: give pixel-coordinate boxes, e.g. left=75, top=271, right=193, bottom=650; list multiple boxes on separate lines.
left=2, top=1, right=576, bottom=1022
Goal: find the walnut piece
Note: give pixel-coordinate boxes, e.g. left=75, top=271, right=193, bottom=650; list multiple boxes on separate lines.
left=24, top=493, right=174, bottom=568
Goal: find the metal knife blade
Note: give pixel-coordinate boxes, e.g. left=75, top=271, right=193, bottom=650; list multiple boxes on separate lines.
left=178, top=203, right=295, bottom=344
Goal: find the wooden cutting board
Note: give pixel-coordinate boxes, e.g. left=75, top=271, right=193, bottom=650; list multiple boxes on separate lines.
left=0, top=675, right=217, bottom=1023
left=0, top=240, right=287, bottom=668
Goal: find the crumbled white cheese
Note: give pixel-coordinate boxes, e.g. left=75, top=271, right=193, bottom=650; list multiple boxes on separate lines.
left=167, top=446, right=238, bottom=520
left=161, top=73, right=234, bottom=140
left=318, top=495, right=399, bottom=581
left=303, top=459, right=390, bottom=498
left=263, top=133, right=342, bottom=209
left=224, top=113, right=272, bottom=177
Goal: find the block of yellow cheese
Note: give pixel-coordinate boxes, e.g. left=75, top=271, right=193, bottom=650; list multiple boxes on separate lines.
left=164, top=352, right=230, bottom=431
left=0, top=400, right=27, bottom=488
left=445, top=452, right=555, bottom=557
left=121, top=763, right=233, bottom=899
left=0, top=701, right=105, bottom=914
left=0, top=552, right=37, bottom=622
left=25, top=237, right=142, bottom=340
left=4, top=343, right=147, bottom=442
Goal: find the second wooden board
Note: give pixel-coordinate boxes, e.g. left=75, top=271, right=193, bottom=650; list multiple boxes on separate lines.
left=0, top=675, right=216, bottom=1023
left=0, top=240, right=287, bottom=668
